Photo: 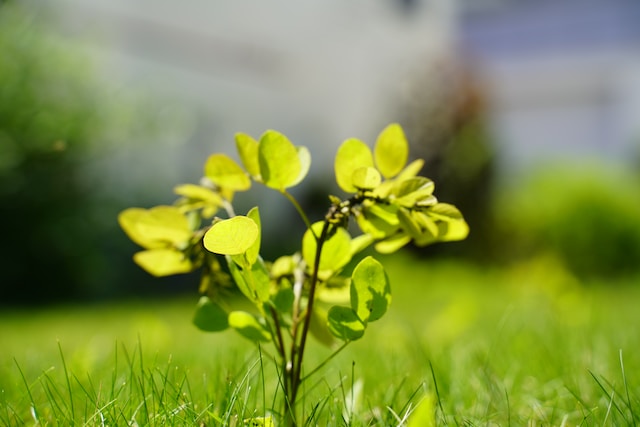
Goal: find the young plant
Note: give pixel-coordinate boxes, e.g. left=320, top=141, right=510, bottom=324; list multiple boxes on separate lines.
left=119, top=123, right=468, bottom=425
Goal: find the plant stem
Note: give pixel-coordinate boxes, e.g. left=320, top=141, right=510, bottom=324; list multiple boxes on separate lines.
left=289, top=219, right=331, bottom=412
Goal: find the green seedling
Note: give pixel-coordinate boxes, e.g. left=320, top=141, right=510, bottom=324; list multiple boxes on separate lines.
left=119, top=123, right=468, bottom=426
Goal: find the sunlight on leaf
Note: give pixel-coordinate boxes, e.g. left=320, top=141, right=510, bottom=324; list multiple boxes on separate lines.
left=204, top=153, right=251, bottom=191
left=203, top=216, right=259, bottom=255
left=228, top=311, right=272, bottom=342
left=119, top=206, right=192, bottom=248
left=350, top=256, right=390, bottom=323
left=235, top=132, right=261, bottom=180
left=327, top=306, right=365, bottom=341
left=258, top=130, right=303, bottom=190
left=334, top=138, right=374, bottom=193
left=352, top=166, right=382, bottom=190
left=374, top=123, right=408, bottom=179
left=302, top=222, right=352, bottom=277
left=133, top=249, right=193, bottom=277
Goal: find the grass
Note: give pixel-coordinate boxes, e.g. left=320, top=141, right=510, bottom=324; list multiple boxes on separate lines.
left=2, top=253, right=640, bottom=425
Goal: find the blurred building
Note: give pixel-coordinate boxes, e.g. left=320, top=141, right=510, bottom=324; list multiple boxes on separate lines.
left=457, top=0, right=640, bottom=174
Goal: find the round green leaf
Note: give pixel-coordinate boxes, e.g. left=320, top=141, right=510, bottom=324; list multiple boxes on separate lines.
left=374, top=123, right=409, bottom=179
left=235, top=132, right=261, bottom=179
left=133, top=249, right=193, bottom=277
left=228, top=311, right=272, bottom=342
left=203, top=216, right=259, bottom=255
left=258, top=130, right=302, bottom=190
left=334, top=138, right=374, bottom=193
left=120, top=206, right=192, bottom=249
left=350, top=256, right=390, bottom=322
left=193, top=296, right=228, bottom=332
left=327, top=306, right=365, bottom=341
left=204, top=153, right=251, bottom=191
left=352, top=166, right=382, bottom=190
left=302, top=222, right=352, bottom=277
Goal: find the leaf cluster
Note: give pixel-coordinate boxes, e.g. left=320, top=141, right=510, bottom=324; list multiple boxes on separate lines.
left=119, top=124, right=468, bottom=423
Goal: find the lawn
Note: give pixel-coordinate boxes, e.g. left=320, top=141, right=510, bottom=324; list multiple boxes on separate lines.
left=2, top=253, right=640, bottom=426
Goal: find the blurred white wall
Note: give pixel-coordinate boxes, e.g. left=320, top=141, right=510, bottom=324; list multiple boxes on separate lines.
left=44, top=0, right=456, bottom=196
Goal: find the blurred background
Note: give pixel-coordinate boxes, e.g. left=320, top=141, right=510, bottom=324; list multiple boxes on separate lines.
left=2, top=0, right=640, bottom=306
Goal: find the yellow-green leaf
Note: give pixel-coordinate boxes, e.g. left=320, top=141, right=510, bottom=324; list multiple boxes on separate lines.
left=118, top=208, right=164, bottom=249
left=334, top=138, right=374, bottom=193
left=258, top=130, right=302, bottom=190
left=352, top=166, right=381, bottom=190
left=203, top=216, right=259, bottom=255
left=235, top=132, right=261, bottom=179
left=350, top=256, right=390, bottom=323
left=120, top=206, right=192, bottom=249
left=374, top=123, right=409, bottom=179
left=245, top=207, right=262, bottom=264
left=204, top=153, right=251, bottom=191
left=174, top=184, right=223, bottom=204
left=133, top=249, right=193, bottom=277
left=192, top=296, right=228, bottom=332
left=327, top=306, right=365, bottom=341
left=374, top=234, right=411, bottom=254
left=302, top=222, right=352, bottom=278
left=228, top=311, right=272, bottom=342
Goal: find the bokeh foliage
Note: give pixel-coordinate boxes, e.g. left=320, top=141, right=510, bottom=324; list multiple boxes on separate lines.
left=0, top=3, right=165, bottom=304
left=495, top=163, right=640, bottom=279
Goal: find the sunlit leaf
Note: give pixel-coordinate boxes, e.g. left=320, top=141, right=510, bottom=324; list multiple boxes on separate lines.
left=394, top=177, right=436, bottom=207
left=302, top=222, right=352, bottom=277
left=397, top=207, right=422, bottom=239
left=356, top=204, right=400, bottom=239
left=249, top=257, right=271, bottom=302
left=350, top=256, right=390, bottom=322
left=327, top=306, right=365, bottom=341
left=203, top=216, right=259, bottom=255
left=245, top=207, right=262, bottom=265
left=270, top=255, right=296, bottom=278
left=258, top=130, right=302, bottom=190
left=192, top=296, right=228, bottom=332
left=226, top=255, right=255, bottom=302
left=119, top=206, right=192, bottom=249
left=174, top=184, right=223, bottom=205
left=436, top=218, right=470, bottom=242
left=334, top=138, right=374, bottom=193
left=374, top=123, right=408, bottom=179
left=413, top=212, right=439, bottom=246
left=374, top=234, right=411, bottom=254
left=118, top=208, right=164, bottom=249
left=290, top=146, right=311, bottom=187
left=427, top=203, right=465, bottom=221
left=235, top=132, right=261, bottom=179
left=395, top=158, right=425, bottom=181
left=228, top=311, right=272, bottom=342
left=204, top=153, right=251, bottom=191
left=133, top=249, right=193, bottom=277
left=352, top=166, right=381, bottom=190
